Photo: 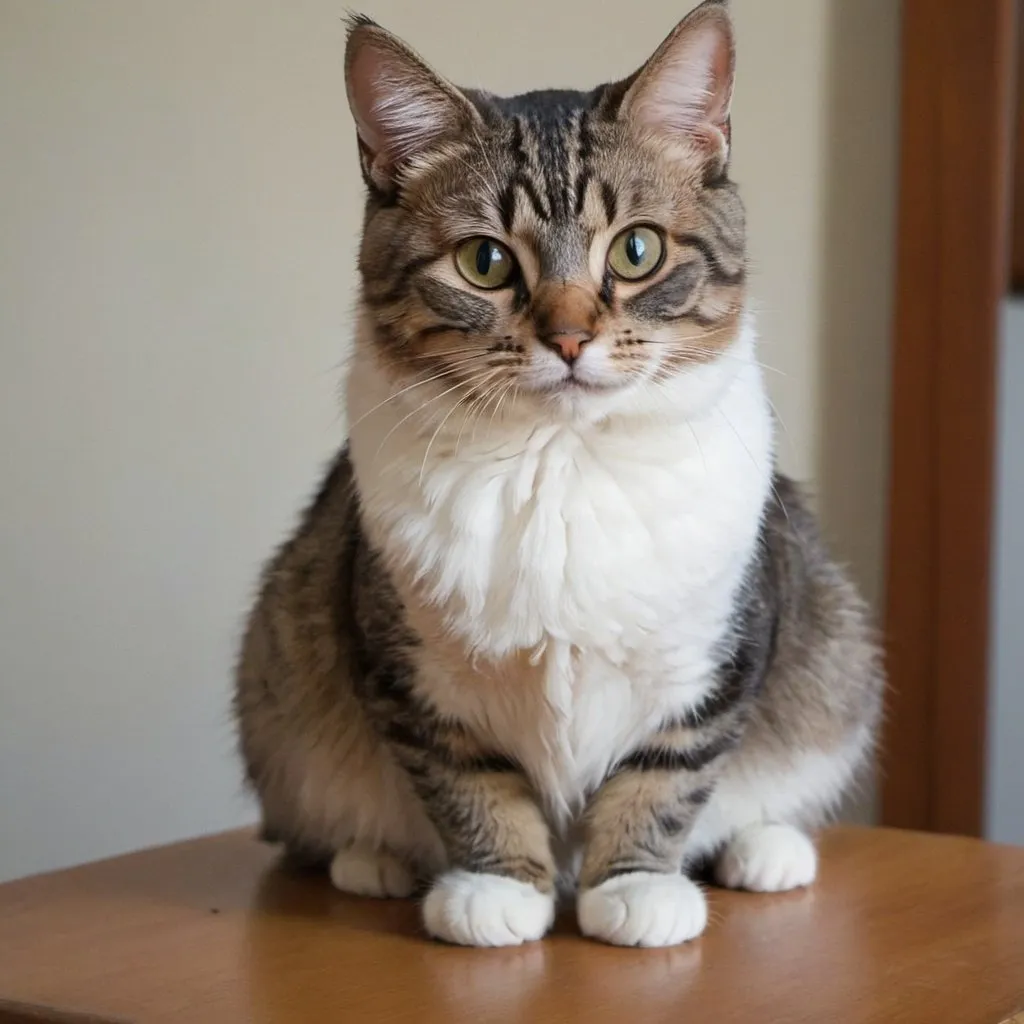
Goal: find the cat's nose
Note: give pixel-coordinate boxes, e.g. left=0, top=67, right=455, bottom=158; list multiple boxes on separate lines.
left=533, top=282, right=600, bottom=364
left=539, top=330, right=593, bottom=364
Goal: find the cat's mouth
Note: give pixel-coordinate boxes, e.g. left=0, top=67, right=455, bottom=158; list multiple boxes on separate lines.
left=527, top=375, right=625, bottom=397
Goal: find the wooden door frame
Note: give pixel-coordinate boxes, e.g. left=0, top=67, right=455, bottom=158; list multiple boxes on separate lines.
left=881, top=0, right=1016, bottom=835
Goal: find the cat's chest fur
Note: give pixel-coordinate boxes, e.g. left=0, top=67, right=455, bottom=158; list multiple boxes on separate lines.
left=348, top=333, right=773, bottom=818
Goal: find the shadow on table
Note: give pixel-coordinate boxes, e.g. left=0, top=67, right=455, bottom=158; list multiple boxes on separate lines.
left=242, top=861, right=714, bottom=1024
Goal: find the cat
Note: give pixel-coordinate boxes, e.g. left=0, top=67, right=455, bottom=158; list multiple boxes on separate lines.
left=235, top=0, right=883, bottom=949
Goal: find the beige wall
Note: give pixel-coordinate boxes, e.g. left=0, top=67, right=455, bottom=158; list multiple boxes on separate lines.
left=0, top=0, right=899, bottom=880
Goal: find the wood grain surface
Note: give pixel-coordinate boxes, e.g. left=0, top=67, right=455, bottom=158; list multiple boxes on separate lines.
left=0, top=828, right=1022, bottom=1024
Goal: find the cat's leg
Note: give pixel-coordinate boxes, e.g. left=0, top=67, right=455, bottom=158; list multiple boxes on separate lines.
left=686, top=725, right=875, bottom=893
left=713, top=823, right=817, bottom=892
left=408, top=766, right=557, bottom=947
left=356, top=653, right=556, bottom=943
left=688, top=473, right=883, bottom=893
left=329, top=844, right=418, bottom=898
left=373, top=714, right=556, bottom=945
left=577, top=729, right=733, bottom=948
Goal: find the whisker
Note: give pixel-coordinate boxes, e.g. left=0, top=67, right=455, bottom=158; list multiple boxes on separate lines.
left=717, top=406, right=791, bottom=526
left=484, top=377, right=518, bottom=437
left=418, top=377, right=494, bottom=486
left=487, top=380, right=520, bottom=436
left=374, top=353, right=491, bottom=376
left=686, top=418, right=707, bottom=475
left=455, top=380, right=499, bottom=457
left=372, top=369, right=496, bottom=464
left=639, top=339, right=784, bottom=377
left=417, top=393, right=477, bottom=485
left=470, top=124, right=503, bottom=200
left=449, top=152, right=499, bottom=201
left=460, top=372, right=509, bottom=449
left=765, top=394, right=792, bottom=442
left=346, top=364, right=469, bottom=434
left=400, top=348, right=490, bottom=362
left=473, top=374, right=513, bottom=443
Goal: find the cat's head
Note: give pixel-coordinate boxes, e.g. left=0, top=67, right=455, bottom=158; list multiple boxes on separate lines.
left=345, top=1, right=745, bottom=424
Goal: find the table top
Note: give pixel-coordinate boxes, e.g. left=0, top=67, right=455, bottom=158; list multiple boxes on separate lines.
left=0, top=827, right=1022, bottom=1024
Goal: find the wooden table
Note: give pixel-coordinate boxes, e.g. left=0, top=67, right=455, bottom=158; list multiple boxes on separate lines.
left=0, top=828, right=1022, bottom=1023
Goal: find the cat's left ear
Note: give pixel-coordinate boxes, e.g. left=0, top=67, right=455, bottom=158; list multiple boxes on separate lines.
left=616, top=1, right=735, bottom=165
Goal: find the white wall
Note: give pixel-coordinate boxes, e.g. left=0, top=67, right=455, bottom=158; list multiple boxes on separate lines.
left=0, top=0, right=899, bottom=881
left=987, top=301, right=1024, bottom=846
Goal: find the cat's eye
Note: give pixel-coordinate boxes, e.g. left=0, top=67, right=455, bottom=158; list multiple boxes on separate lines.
left=455, top=238, right=518, bottom=290
left=607, top=226, right=665, bottom=282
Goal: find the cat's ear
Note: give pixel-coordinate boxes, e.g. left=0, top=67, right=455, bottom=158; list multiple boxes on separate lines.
left=616, top=1, right=735, bottom=163
left=345, top=16, right=480, bottom=190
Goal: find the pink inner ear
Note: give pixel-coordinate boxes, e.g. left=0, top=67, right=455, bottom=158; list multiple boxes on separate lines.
left=346, top=34, right=467, bottom=170
left=703, top=27, right=732, bottom=127
left=628, top=16, right=734, bottom=141
left=347, top=47, right=389, bottom=159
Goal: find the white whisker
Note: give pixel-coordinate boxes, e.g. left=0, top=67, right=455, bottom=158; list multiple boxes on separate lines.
left=449, top=151, right=499, bottom=202
left=470, top=123, right=503, bottom=201
left=472, top=374, right=512, bottom=443
left=346, top=364, right=467, bottom=434
left=455, top=380, right=499, bottom=457
left=370, top=369, right=493, bottom=464
left=717, top=406, right=790, bottom=525
left=418, top=368, right=505, bottom=485
left=485, top=377, right=519, bottom=436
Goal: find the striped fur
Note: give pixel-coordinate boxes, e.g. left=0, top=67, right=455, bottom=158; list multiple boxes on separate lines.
left=235, top=2, right=883, bottom=949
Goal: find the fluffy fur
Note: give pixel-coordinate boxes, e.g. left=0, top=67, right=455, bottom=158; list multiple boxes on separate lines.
left=235, top=1, right=883, bottom=949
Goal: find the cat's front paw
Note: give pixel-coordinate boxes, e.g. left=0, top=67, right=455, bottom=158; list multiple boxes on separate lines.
left=578, top=872, right=707, bottom=948
left=422, top=871, right=555, bottom=947
left=715, top=823, right=818, bottom=892
left=330, top=846, right=416, bottom=898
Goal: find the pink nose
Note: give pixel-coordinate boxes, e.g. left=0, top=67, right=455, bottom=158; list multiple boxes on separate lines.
left=540, top=330, right=593, bottom=365
left=532, top=281, right=600, bottom=365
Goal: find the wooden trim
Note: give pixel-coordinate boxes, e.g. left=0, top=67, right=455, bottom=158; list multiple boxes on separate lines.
left=1011, top=12, right=1024, bottom=291
left=881, top=0, right=1014, bottom=835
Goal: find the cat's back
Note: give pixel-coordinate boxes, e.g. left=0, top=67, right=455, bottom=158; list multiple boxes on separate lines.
left=243, top=446, right=358, bottom=641
left=234, top=447, right=362, bottom=775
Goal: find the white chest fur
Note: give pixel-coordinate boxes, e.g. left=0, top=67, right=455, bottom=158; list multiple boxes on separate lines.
left=347, top=319, right=774, bottom=820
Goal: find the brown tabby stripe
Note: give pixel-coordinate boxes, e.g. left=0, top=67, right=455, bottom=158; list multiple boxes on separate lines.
left=580, top=767, right=724, bottom=887
left=615, top=730, right=740, bottom=774
left=598, top=179, right=618, bottom=225
left=364, top=253, right=439, bottom=308
left=673, top=232, right=746, bottom=285
left=357, top=84, right=746, bottom=339
left=623, top=262, right=704, bottom=322
left=578, top=508, right=785, bottom=889
left=507, top=116, right=551, bottom=223
left=407, top=760, right=555, bottom=888
left=415, top=278, right=497, bottom=333
left=345, top=525, right=555, bottom=889
left=573, top=109, right=595, bottom=219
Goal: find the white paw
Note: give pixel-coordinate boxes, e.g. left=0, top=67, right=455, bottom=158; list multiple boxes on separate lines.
left=578, top=872, right=708, bottom=948
left=715, top=824, right=818, bottom=892
left=422, top=871, right=555, bottom=947
left=329, top=847, right=416, bottom=898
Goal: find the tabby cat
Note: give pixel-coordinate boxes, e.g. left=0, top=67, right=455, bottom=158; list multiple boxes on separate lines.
left=235, top=0, right=883, bottom=948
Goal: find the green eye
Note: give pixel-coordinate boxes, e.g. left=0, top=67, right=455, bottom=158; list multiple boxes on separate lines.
left=607, top=226, right=665, bottom=281
left=455, top=238, right=517, bottom=290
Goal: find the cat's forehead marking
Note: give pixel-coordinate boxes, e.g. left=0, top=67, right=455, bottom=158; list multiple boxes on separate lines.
left=482, top=88, right=598, bottom=125
left=467, top=88, right=610, bottom=279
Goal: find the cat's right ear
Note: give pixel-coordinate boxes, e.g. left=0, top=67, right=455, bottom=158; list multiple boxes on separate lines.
left=345, top=16, right=480, bottom=191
